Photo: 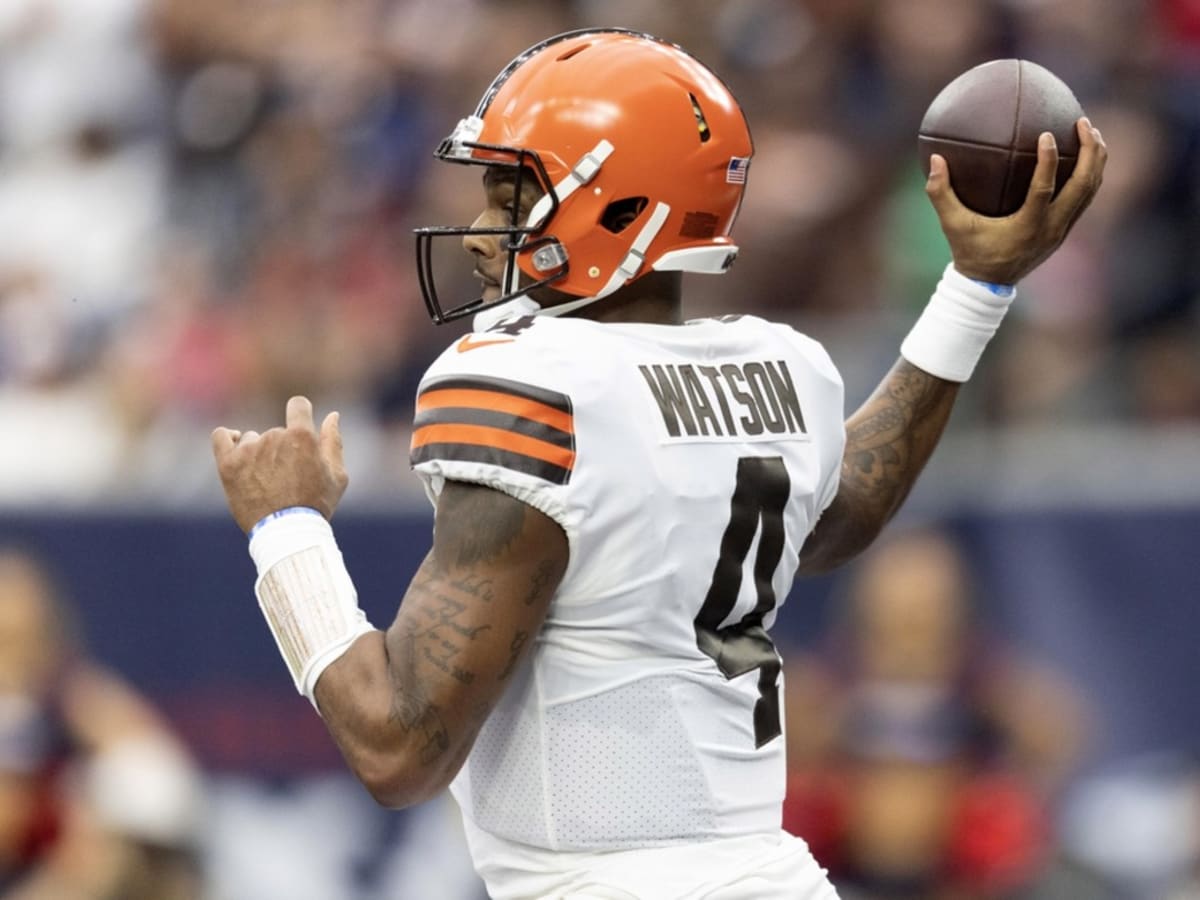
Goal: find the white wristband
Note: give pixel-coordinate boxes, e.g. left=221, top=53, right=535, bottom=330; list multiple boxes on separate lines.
left=248, top=508, right=374, bottom=706
left=899, top=264, right=1017, bottom=382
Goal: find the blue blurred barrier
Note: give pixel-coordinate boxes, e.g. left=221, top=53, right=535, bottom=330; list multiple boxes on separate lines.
left=1, top=507, right=1197, bottom=773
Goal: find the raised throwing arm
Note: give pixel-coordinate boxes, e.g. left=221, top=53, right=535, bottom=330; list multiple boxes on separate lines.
left=799, top=118, right=1107, bottom=574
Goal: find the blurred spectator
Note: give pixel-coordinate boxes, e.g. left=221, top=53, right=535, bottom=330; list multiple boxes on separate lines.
left=0, top=547, right=203, bottom=899
left=782, top=528, right=1101, bottom=899
left=0, top=0, right=1193, bottom=495
left=0, top=0, right=167, bottom=504
left=0, top=0, right=166, bottom=372
left=1061, top=753, right=1200, bottom=899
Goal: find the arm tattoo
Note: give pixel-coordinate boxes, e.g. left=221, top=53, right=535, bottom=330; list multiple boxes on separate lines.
left=500, top=556, right=559, bottom=678
left=803, top=360, right=958, bottom=571
left=842, top=361, right=955, bottom=512
left=389, top=623, right=452, bottom=765
left=434, top=484, right=526, bottom=567
left=498, top=630, right=530, bottom=682
left=524, top=558, right=558, bottom=606
left=387, top=567, right=494, bottom=764
left=385, top=482, right=558, bottom=769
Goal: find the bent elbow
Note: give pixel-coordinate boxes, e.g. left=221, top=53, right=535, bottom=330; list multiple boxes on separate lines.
left=348, top=752, right=423, bottom=809
left=350, top=748, right=452, bottom=809
left=363, top=780, right=417, bottom=810
left=358, top=770, right=424, bottom=809
left=797, top=483, right=894, bottom=576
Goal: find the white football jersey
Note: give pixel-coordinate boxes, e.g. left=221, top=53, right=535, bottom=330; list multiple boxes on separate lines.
left=410, top=313, right=845, bottom=874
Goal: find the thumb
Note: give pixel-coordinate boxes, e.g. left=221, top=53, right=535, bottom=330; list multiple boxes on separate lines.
left=320, top=411, right=344, bottom=466
left=211, top=426, right=239, bottom=459
left=924, top=153, right=967, bottom=222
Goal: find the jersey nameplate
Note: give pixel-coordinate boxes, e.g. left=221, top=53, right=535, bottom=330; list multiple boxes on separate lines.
left=638, top=360, right=808, bottom=442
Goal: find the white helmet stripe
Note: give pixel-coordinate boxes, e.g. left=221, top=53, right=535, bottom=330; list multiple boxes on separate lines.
left=505, top=139, right=615, bottom=295
left=526, top=139, right=614, bottom=230
left=652, top=245, right=739, bottom=274
left=594, top=201, right=671, bottom=299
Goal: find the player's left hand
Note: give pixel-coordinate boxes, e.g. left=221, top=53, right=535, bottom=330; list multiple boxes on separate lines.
left=211, top=396, right=348, bottom=533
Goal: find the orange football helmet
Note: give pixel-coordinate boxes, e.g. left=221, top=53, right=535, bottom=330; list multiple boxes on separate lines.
left=415, top=28, right=754, bottom=324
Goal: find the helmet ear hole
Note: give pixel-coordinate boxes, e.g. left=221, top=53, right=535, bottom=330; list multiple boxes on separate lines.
left=688, top=93, right=711, bottom=143
left=601, top=197, right=648, bottom=233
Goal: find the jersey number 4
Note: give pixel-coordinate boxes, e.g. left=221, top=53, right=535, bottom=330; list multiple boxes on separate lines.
left=694, top=456, right=790, bottom=748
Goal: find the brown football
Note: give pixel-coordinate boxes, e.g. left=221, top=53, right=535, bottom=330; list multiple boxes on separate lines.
left=918, top=59, right=1084, bottom=217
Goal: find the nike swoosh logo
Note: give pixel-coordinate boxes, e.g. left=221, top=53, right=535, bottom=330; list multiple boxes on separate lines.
left=457, top=335, right=516, bottom=353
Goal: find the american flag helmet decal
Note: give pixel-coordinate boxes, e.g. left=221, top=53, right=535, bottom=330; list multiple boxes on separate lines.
left=726, top=156, right=750, bottom=184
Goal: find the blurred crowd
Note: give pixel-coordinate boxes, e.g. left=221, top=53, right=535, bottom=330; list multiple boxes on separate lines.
left=776, top=526, right=1200, bottom=900
left=0, top=547, right=203, bottom=899
left=780, top=529, right=1098, bottom=899
left=0, top=0, right=1196, bottom=505
left=0, top=542, right=497, bottom=900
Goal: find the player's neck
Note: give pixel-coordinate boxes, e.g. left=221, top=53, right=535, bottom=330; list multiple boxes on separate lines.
left=571, top=271, right=684, bottom=325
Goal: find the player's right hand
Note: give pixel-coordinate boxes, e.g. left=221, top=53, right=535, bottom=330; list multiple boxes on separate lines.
left=926, top=117, right=1107, bottom=286
left=211, top=396, right=349, bottom=534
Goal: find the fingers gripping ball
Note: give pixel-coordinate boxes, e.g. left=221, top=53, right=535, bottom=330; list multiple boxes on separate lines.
left=918, top=59, right=1084, bottom=216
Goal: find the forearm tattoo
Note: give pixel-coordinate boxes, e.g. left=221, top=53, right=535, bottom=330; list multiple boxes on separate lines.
left=843, top=360, right=957, bottom=517
left=804, top=360, right=958, bottom=570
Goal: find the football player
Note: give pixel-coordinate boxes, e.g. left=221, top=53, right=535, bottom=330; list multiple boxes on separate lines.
left=212, top=28, right=1106, bottom=899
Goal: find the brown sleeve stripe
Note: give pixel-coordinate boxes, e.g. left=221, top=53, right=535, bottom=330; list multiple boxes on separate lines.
left=414, top=406, right=572, bottom=452
left=411, top=422, right=574, bottom=469
left=417, top=387, right=573, bottom=435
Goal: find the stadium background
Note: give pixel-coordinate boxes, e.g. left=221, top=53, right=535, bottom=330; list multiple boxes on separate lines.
left=1, top=0, right=1198, bottom=897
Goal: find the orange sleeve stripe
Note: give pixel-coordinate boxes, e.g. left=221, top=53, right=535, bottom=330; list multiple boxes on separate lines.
left=418, top=388, right=574, bottom=434
left=412, top=423, right=576, bottom=470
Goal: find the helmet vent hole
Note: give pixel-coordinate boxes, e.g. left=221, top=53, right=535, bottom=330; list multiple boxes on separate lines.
left=689, top=93, right=711, bottom=143
left=601, top=197, right=648, bottom=233
left=556, top=44, right=591, bottom=62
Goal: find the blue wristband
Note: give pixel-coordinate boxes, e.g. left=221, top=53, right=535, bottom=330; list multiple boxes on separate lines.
left=966, top=275, right=1015, bottom=298
left=248, top=506, right=324, bottom=541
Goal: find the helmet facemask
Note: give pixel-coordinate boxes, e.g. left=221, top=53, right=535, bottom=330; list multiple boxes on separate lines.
left=415, top=125, right=568, bottom=325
